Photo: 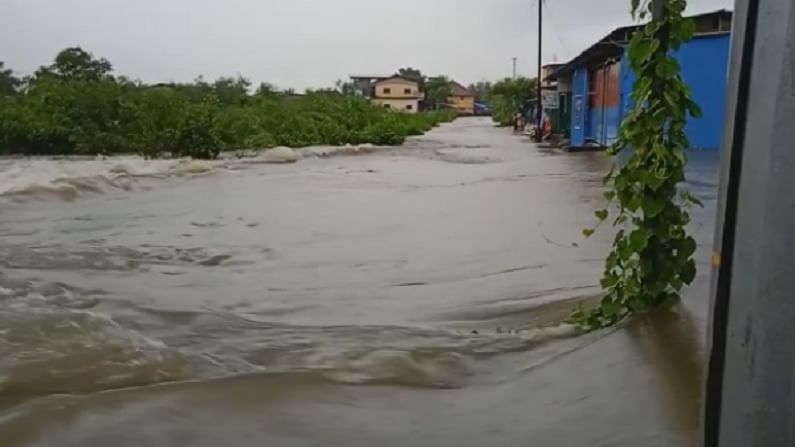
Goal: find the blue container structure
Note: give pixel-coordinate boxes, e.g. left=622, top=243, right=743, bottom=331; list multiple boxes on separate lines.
left=548, top=9, right=732, bottom=151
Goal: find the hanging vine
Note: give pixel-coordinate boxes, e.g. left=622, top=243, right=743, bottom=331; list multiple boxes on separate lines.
left=571, top=0, right=702, bottom=330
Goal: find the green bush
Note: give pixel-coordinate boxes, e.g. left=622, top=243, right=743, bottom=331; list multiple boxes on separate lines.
left=0, top=50, right=458, bottom=159
left=361, top=118, right=406, bottom=146
left=244, top=131, right=276, bottom=149
left=171, top=98, right=222, bottom=159
left=487, top=77, right=537, bottom=127
left=489, top=95, right=517, bottom=127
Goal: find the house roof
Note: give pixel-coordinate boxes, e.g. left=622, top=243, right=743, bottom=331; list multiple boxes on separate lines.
left=449, top=81, right=474, bottom=96
left=349, top=74, right=392, bottom=81
left=373, top=75, right=419, bottom=86
left=547, top=9, right=732, bottom=81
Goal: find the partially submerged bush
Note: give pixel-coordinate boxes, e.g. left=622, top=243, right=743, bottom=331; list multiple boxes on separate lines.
left=0, top=50, right=457, bottom=159
left=0, top=90, right=453, bottom=159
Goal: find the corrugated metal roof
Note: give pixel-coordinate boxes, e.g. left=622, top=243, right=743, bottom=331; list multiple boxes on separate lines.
left=349, top=74, right=392, bottom=80
left=449, top=81, right=474, bottom=96
left=546, top=9, right=732, bottom=81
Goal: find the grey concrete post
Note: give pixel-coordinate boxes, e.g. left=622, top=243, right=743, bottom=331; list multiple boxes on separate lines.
left=704, top=0, right=795, bottom=446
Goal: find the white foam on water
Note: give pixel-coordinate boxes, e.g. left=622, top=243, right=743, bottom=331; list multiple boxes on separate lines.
left=0, top=156, right=186, bottom=197
left=0, top=144, right=384, bottom=201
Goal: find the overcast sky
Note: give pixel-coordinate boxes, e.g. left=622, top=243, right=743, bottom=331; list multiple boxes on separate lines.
left=1, top=0, right=733, bottom=90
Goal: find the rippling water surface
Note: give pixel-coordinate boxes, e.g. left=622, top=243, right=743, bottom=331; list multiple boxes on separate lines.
left=0, top=118, right=719, bottom=446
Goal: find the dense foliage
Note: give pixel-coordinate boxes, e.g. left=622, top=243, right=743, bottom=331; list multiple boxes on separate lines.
left=571, top=0, right=701, bottom=329
left=425, top=76, right=452, bottom=109
left=397, top=67, right=426, bottom=91
left=0, top=62, right=21, bottom=96
left=0, top=48, right=455, bottom=159
left=466, top=81, right=492, bottom=103
left=486, top=77, right=538, bottom=126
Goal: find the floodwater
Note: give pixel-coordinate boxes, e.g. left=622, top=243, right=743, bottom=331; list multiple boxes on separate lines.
left=0, top=118, right=719, bottom=446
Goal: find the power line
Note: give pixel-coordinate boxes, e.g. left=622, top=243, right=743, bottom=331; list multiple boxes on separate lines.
left=542, top=0, right=573, bottom=59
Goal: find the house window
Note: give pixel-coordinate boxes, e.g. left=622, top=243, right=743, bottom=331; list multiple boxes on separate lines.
left=460, top=96, right=465, bottom=101
left=404, top=88, right=412, bottom=95
left=406, top=104, right=413, bottom=110
left=383, top=87, right=391, bottom=94
left=383, top=103, right=391, bottom=109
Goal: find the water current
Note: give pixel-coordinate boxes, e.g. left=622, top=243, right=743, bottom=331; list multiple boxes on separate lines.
left=0, top=118, right=719, bottom=446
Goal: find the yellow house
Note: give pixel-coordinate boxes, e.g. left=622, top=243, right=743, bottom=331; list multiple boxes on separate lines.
left=447, top=81, right=475, bottom=115
left=371, top=76, right=422, bottom=113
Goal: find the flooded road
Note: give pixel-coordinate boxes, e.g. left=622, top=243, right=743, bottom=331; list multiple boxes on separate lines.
left=0, top=118, right=719, bottom=446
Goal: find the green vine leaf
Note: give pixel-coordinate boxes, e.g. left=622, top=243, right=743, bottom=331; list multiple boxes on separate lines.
left=681, top=236, right=697, bottom=257
left=681, top=190, right=703, bottom=207
left=642, top=195, right=666, bottom=217
left=688, top=101, right=703, bottom=118
left=629, top=228, right=652, bottom=251
left=601, top=273, right=620, bottom=289
left=570, top=0, right=700, bottom=330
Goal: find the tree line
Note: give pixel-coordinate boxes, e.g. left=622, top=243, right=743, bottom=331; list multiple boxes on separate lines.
left=0, top=48, right=455, bottom=159
left=383, top=67, right=539, bottom=123
left=465, top=78, right=539, bottom=127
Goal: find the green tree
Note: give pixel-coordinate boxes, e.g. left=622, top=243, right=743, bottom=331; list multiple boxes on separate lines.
left=467, top=80, right=492, bottom=103
left=397, top=67, right=426, bottom=90
left=212, top=75, right=251, bottom=105
left=490, top=77, right=536, bottom=104
left=334, top=79, right=357, bottom=96
left=425, top=76, right=452, bottom=109
left=35, top=47, right=113, bottom=82
left=0, top=62, right=21, bottom=96
left=255, top=82, right=278, bottom=97
left=0, top=47, right=458, bottom=159
left=488, top=77, right=537, bottom=125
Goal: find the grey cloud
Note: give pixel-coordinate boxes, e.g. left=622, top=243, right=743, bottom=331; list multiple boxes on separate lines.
left=0, top=0, right=734, bottom=89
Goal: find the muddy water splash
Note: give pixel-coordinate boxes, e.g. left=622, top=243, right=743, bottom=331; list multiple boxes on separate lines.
left=0, top=145, right=388, bottom=202
left=0, top=119, right=719, bottom=446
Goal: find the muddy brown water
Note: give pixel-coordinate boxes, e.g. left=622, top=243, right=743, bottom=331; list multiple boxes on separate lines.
left=0, top=118, right=719, bottom=446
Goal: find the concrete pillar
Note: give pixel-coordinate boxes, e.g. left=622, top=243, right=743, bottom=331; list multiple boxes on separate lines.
left=704, top=0, right=795, bottom=446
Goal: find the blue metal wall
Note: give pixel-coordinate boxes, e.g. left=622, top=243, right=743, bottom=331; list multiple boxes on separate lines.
left=619, top=56, right=635, bottom=121
left=677, top=34, right=730, bottom=150
left=570, top=68, right=589, bottom=146
left=588, top=103, right=622, bottom=146
left=571, top=33, right=730, bottom=150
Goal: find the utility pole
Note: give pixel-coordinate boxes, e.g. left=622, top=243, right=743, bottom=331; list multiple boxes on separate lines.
left=512, top=57, right=517, bottom=79
left=535, top=0, right=543, bottom=141
left=704, top=0, right=795, bottom=446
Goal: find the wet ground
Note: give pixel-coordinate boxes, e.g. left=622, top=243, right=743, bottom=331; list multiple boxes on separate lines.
left=0, top=118, right=719, bottom=446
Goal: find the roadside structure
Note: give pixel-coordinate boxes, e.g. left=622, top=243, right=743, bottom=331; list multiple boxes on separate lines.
left=370, top=76, right=423, bottom=113
left=540, top=64, right=568, bottom=137
left=348, top=74, right=392, bottom=98
left=447, top=81, right=475, bottom=116
left=546, top=9, right=732, bottom=150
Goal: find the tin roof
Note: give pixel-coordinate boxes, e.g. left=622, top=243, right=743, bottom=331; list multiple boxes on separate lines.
left=373, top=75, right=419, bottom=86
left=546, top=9, right=732, bottom=81
left=349, top=74, right=393, bottom=81
left=449, top=81, right=474, bottom=96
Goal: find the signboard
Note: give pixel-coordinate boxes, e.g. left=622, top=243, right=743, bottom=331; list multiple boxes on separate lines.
left=541, top=90, right=559, bottom=109
left=573, top=95, right=583, bottom=129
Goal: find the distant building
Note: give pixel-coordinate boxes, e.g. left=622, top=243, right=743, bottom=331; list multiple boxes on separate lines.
left=371, top=76, right=422, bottom=113
left=546, top=9, right=732, bottom=150
left=541, top=64, right=563, bottom=88
left=541, top=64, right=568, bottom=136
left=447, top=81, right=475, bottom=116
left=348, top=74, right=392, bottom=98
